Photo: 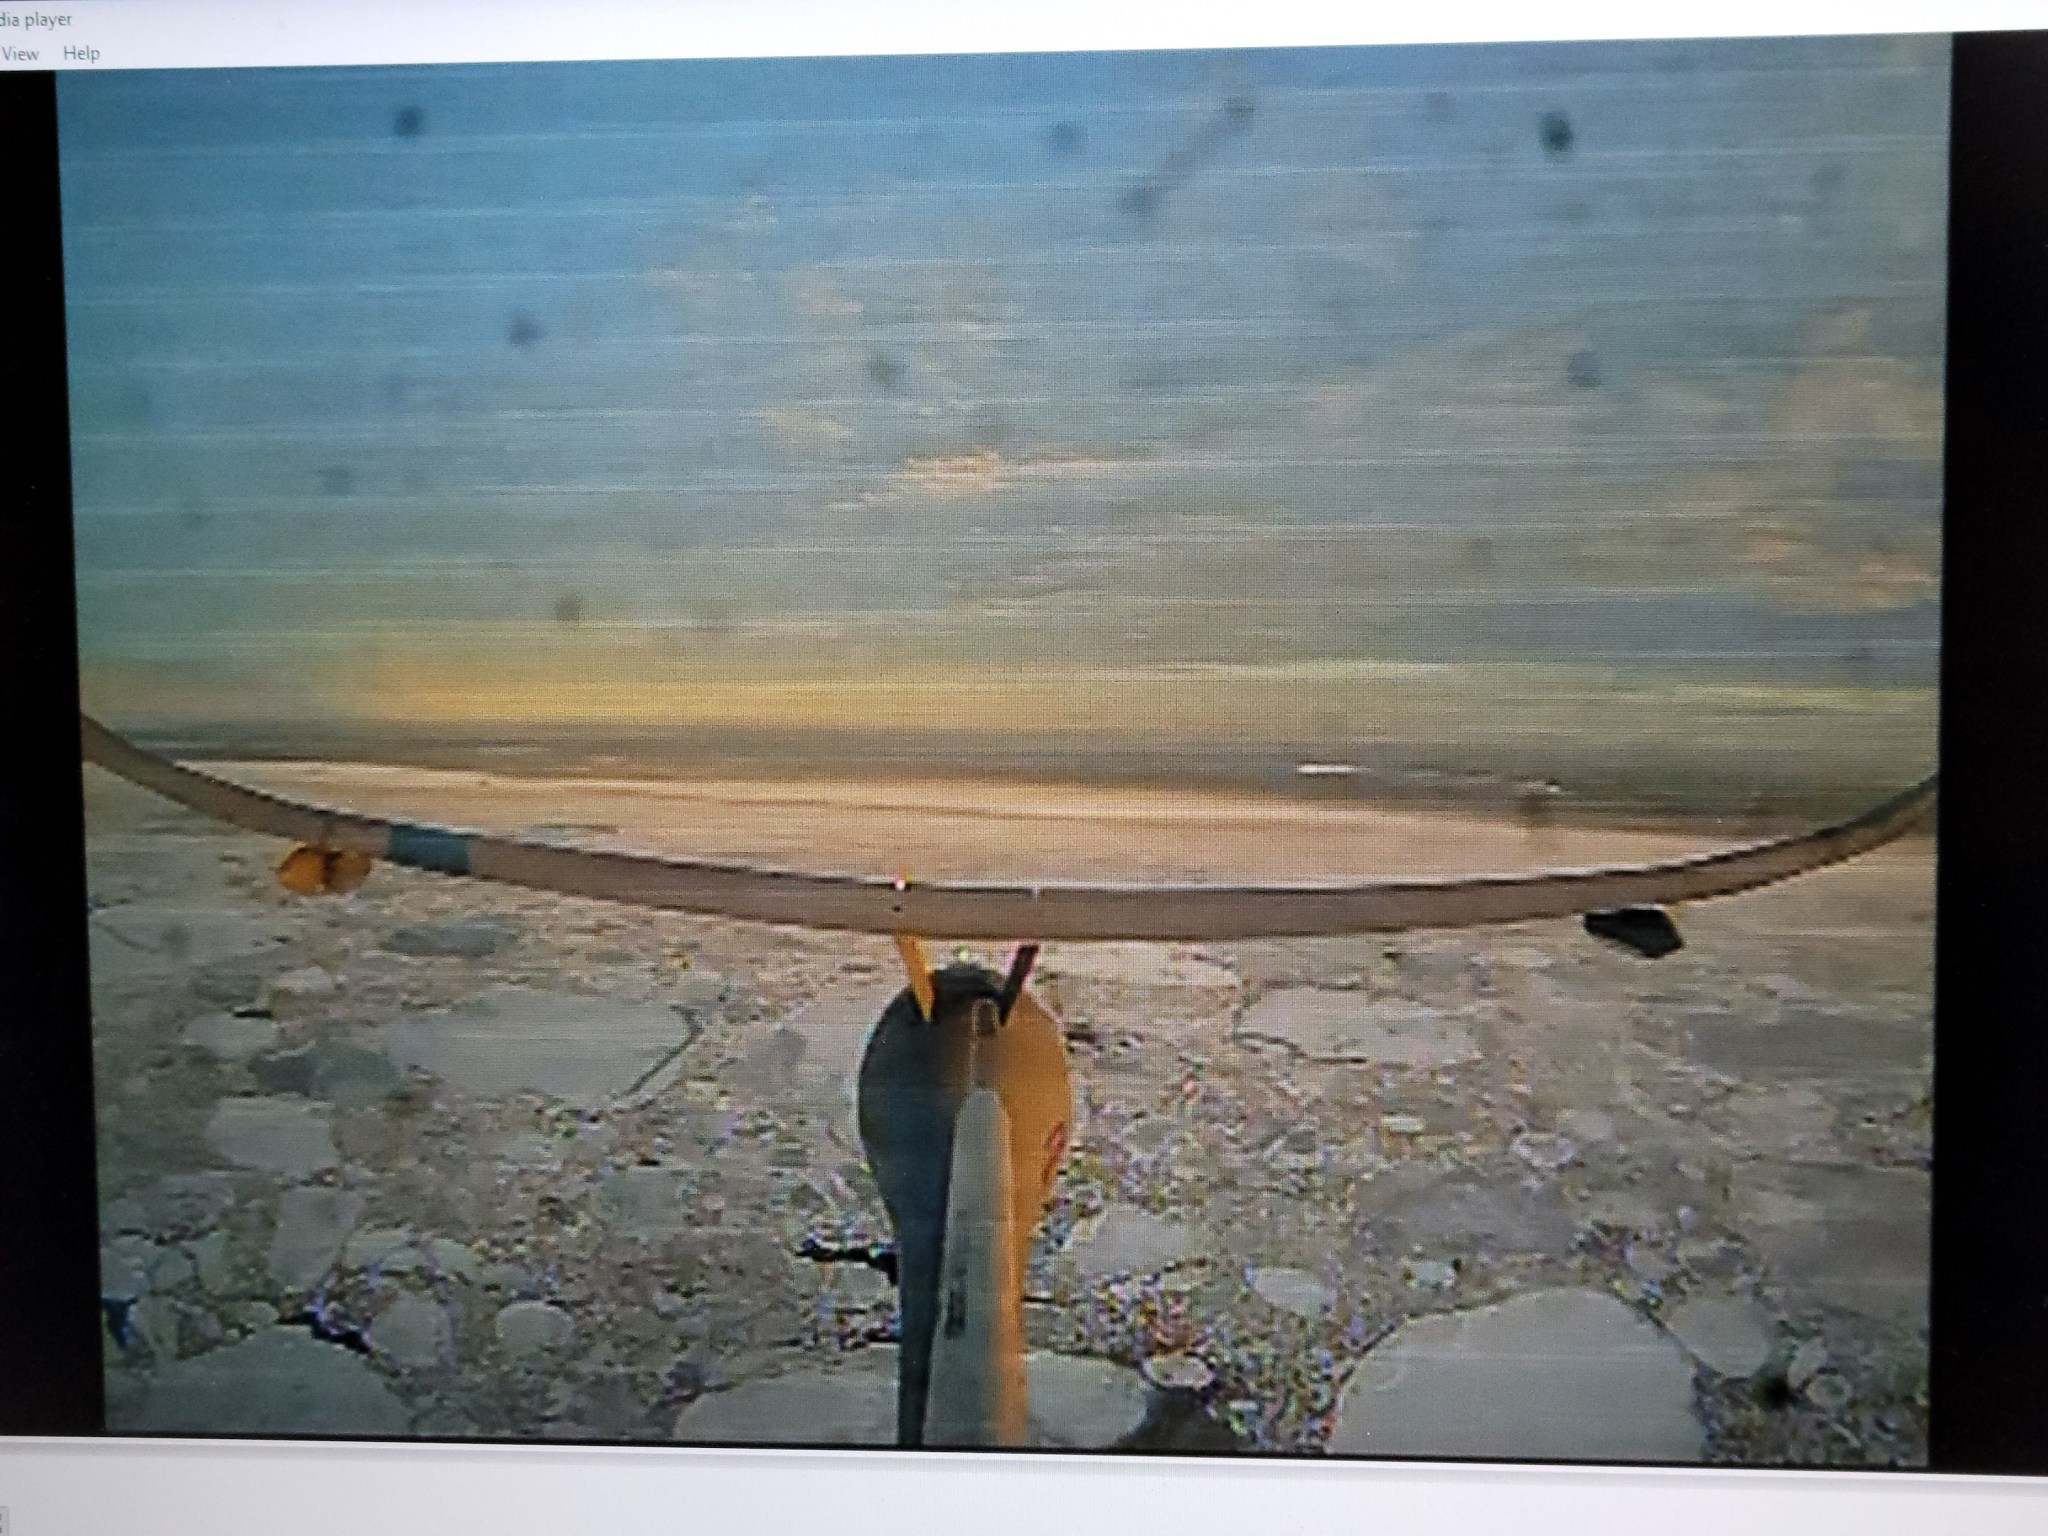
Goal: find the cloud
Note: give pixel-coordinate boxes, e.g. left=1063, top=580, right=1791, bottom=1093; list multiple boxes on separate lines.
left=757, top=405, right=857, bottom=458
left=783, top=269, right=864, bottom=323
left=1717, top=309, right=1943, bottom=614
left=897, top=448, right=1014, bottom=496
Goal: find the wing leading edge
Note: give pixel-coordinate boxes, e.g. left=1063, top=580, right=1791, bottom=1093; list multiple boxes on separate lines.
left=80, top=714, right=1935, bottom=942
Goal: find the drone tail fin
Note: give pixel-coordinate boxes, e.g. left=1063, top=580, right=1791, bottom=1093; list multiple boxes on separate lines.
left=893, top=931, right=936, bottom=1020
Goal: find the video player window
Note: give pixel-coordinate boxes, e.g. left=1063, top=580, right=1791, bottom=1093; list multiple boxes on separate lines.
left=61, top=33, right=1942, bottom=1463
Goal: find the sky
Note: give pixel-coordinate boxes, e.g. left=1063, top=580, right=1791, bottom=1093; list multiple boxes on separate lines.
left=58, top=36, right=1947, bottom=789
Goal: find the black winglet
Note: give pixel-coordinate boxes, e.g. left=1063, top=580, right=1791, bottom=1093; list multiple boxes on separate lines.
left=1584, top=905, right=1684, bottom=959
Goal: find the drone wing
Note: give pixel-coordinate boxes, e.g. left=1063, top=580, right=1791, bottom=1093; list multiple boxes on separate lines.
left=81, top=714, right=1934, bottom=942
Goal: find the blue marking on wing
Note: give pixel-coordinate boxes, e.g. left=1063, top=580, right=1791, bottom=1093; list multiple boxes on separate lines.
left=386, top=823, right=472, bottom=876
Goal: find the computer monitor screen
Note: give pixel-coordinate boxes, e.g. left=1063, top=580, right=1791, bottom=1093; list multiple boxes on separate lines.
left=8, top=7, right=2046, bottom=1528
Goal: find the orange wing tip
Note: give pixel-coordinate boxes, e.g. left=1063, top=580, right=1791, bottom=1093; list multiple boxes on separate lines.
left=326, top=849, right=374, bottom=894
left=277, top=844, right=374, bottom=896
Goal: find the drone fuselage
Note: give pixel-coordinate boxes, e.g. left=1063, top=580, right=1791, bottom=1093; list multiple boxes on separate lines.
left=855, top=960, right=1071, bottom=1447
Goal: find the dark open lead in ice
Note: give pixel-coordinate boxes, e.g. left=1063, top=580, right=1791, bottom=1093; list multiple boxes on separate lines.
left=101, top=1296, right=137, bottom=1350
left=796, top=1234, right=899, bottom=1284
left=1583, top=905, right=1683, bottom=959
left=284, top=1295, right=374, bottom=1357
